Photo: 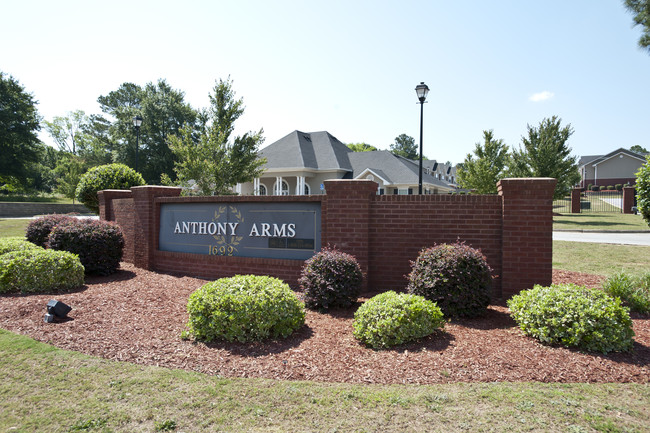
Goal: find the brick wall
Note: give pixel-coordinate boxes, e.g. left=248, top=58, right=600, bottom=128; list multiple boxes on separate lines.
left=99, top=178, right=556, bottom=299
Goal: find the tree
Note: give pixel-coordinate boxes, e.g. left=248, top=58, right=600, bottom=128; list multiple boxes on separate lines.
left=347, top=142, right=378, bottom=152
left=624, top=0, right=650, bottom=53
left=44, top=110, right=92, bottom=154
left=0, top=71, right=42, bottom=189
left=508, top=116, right=580, bottom=199
left=636, top=154, right=650, bottom=227
left=456, top=130, right=509, bottom=194
left=167, top=77, right=266, bottom=196
left=390, top=134, right=418, bottom=159
left=630, top=144, right=649, bottom=155
left=95, top=80, right=197, bottom=183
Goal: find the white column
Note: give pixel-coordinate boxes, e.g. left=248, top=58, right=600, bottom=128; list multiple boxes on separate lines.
left=275, top=176, right=283, bottom=195
left=296, top=176, right=305, bottom=195
left=253, top=178, right=260, bottom=196
left=235, top=183, right=242, bottom=195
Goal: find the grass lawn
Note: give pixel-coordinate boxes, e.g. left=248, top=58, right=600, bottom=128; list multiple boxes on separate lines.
left=1, top=329, right=648, bottom=433
left=553, top=241, right=650, bottom=277
left=554, top=213, right=650, bottom=231
left=0, top=218, right=29, bottom=238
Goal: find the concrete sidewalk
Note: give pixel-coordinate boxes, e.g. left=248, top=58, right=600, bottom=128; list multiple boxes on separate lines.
left=553, top=231, right=650, bottom=246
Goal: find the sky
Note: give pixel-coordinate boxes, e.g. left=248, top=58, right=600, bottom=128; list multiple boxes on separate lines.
left=2, top=0, right=649, bottom=165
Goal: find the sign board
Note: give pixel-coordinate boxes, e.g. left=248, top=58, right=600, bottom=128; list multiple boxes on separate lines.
left=159, top=202, right=321, bottom=260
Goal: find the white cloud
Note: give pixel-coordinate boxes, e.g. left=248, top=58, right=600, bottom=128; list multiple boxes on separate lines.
left=529, top=91, right=554, bottom=102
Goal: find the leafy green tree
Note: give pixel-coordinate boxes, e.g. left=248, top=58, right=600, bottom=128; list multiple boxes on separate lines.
left=347, top=142, right=378, bottom=152
left=630, top=144, right=649, bottom=155
left=54, top=153, right=88, bottom=201
left=44, top=110, right=92, bottom=155
left=624, top=0, right=650, bottom=53
left=0, top=71, right=42, bottom=189
left=390, top=134, right=418, bottom=159
left=96, top=80, right=197, bottom=183
left=636, top=155, right=650, bottom=227
left=167, top=78, right=266, bottom=196
left=508, top=116, right=580, bottom=199
left=456, top=130, right=509, bottom=194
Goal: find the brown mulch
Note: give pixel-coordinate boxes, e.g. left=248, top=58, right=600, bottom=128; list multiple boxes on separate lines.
left=0, top=264, right=648, bottom=384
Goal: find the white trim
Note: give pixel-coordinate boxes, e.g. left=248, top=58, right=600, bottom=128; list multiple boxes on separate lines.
left=354, top=168, right=390, bottom=185
left=591, top=151, right=646, bottom=167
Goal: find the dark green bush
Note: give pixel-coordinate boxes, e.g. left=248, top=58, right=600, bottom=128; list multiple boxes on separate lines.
left=607, top=185, right=614, bottom=191
left=353, top=291, right=445, bottom=349
left=0, top=237, right=42, bottom=255
left=0, top=249, right=84, bottom=294
left=25, top=214, right=75, bottom=247
left=47, top=218, right=124, bottom=275
left=636, top=155, right=650, bottom=226
left=75, top=163, right=144, bottom=213
left=615, top=184, right=623, bottom=191
left=603, top=272, right=650, bottom=315
left=406, top=242, right=491, bottom=317
left=299, top=247, right=363, bottom=310
left=591, top=185, right=599, bottom=192
left=587, top=183, right=593, bottom=191
left=186, top=275, right=305, bottom=342
left=600, top=185, right=607, bottom=191
left=507, top=283, right=634, bottom=353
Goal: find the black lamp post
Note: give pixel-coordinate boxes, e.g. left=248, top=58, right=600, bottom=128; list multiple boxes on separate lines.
left=133, top=115, right=143, bottom=172
left=415, top=82, right=429, bottom=194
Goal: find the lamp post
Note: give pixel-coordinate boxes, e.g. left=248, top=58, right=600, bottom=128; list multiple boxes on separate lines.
left=415, top=82, right=429, bottom=194
left=133, top=115, right=143, bottom=172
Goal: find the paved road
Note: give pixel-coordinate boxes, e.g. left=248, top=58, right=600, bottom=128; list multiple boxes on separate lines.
left=553, top=231, right=650, bottom=246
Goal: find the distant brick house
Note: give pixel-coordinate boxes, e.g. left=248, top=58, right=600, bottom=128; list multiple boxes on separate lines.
left=235, top=130, right=458, bottom=196
left=578, top=148, right=646, bottom=189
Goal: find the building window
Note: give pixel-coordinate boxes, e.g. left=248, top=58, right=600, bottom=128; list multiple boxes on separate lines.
left=303, top=182, right=311, bottom=195
left=398, top=188, right=409, bottom=195
left=378, top=188, right=384, bottom=195
left=258, top=184, right=267, bottom=196
left=273, top=180, right=289, bottom=195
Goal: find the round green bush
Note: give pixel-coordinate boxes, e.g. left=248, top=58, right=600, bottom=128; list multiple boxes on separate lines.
left=407, top=242, right=492, bottom=317
left=636, top=155, right=650, bottom=227
left=0, top=237, right=42, bottom=255
left=0, top=249, right=84, bottom=294
left=591, top=185, right=599, bottom=192
left=75, top=163, right=145, bottom=213
left=507, top=283, right=635, bottom=353
left=25, top=214, right=76, bottom=247
left=353, top=291, right=445, bottom=349
left=186, top=275, right=305, bottom=342
left=298, top=247, right=363, bottom=310
left=47, top=218, right=124, bottom=275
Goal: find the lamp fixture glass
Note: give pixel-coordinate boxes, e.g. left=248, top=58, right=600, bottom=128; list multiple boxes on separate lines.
left=415, top=82, right=429, bottom=102
left=133, top=115, right=143, bottom=128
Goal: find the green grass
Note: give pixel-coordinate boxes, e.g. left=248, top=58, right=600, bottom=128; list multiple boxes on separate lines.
left=0, top=218, right=29, bottom=238
left=553, top=241, right=650, bottom=277
left=554, top=213, right=650, bottom=231
left=1, top=329, right=648, bottom=432
left=0, top=193, right=73, bottom=203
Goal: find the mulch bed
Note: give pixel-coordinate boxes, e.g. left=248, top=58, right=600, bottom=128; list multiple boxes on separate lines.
left=0, top=264, right=648, bottom=384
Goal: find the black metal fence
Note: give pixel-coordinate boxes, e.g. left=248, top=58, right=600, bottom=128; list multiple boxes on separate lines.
left=552, top=190, right=624, bottom=214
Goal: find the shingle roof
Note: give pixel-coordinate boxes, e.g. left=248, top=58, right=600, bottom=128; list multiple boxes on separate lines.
left=349, top=151, right=451, bottom=188
left=260, top=130, right=353, bottom=171
left=579, top=148, right=647, bottom=168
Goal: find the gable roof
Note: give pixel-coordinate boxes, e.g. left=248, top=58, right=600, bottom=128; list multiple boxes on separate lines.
left=260, top=130, right=353, bottom=172
left=349, top=151, right=452, bottom=188
left=579, top=148, right=647, bottom=168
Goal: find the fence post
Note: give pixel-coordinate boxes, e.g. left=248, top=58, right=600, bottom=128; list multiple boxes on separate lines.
left=571, top=188, right=582, bottom=214
left=623, top=186, right=636, bottom=214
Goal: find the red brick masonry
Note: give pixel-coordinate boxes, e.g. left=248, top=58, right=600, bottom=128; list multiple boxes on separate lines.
left=98, top=178, right=557, bottom=299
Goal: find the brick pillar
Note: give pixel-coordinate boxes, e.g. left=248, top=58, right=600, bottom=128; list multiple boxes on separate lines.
left=131, top=186, right=182, bottom=270
left=623, top=186, right=635, bottom=214
left=322, top=179, right=378, bottom=290
left=98, top=189, right=133, bottom=221
left=571, top=188, right=582, bottom=214
left=498, top=178, right=557, bottom=298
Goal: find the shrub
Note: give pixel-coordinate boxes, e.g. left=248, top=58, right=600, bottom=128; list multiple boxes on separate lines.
left=607, top=185, right=614, bottom=191
left=603, top=272, right=650, bottom=315
left=0, top=249, right=84, bottom=294
left=406, top=242, right=492, bottom=317
left=636, top=155, right=650, bottom=227
left=47, top=218, right=124, bottom=275
left=600, top=185, right=607, bottom=191
left=353, top=291, right=445, bottom=349
left=186, top=275, right=305, bottom=342
left=0, top=237, right=42, bottom=255
left=587, top=183, right=593, bottom=191
left=75, top=163, right=144, bottom=214
left=591, top=185, right=599, bottom=192
left=298, top=247, right=363, bottom=310
left=615, top=184, right=623, bottom=191
left=25, top=214, right=76, bottom=247
left=507, top=283, right=634, bottom=353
